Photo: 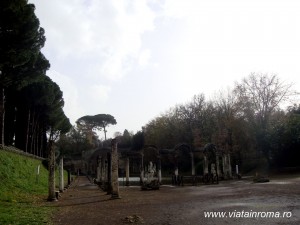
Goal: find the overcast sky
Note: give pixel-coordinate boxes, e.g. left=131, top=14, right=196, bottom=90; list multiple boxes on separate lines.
left=29, top=0, right=300, bottom=140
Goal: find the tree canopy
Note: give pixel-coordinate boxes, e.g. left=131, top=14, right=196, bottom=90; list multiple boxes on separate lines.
left=0, top=0, right=70, bottom=158
left=76, top=114, right=117, bottom=140
left=143, top=73, right=299, bottom=171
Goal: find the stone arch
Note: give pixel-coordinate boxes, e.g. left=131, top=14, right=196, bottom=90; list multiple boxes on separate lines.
left=142, top=145, right=160, bottom=164
left=172, top=143, right=192, bottom=174
left=202, top=143, right=232, bottom=179
left=140, top=145, right=161, bottom=183
left=203, top=143, right=217, bottom=174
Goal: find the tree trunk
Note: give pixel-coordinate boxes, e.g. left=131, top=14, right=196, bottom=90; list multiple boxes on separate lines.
left=125, top=157, right=130, bottom=186
left=29, top=110, right=38, bottom=154
left=59, top=157, right=64, bottom=192
left=38, top=126, right=44, bottom=157
left=190, top=152, right=195, bottom=176
left=30, top=111, right=39, bottom=156
left=47, top=140, right=57, bottom=201
left=104, top=126, right=107, bottom=141
left=0, top=87, right=5, bottom=145
left=29, top=110, right=35, bottom=154
left=42, top=130, right=47, bottom=158
left=35, top=123, right=39, bottom=156
left=25, top=109, right=30, bottom=152
left=140, top=153, right=144, bottom=184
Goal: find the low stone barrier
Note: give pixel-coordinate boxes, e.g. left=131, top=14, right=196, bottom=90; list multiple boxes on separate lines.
left=0, top=144, right=45, bottom=161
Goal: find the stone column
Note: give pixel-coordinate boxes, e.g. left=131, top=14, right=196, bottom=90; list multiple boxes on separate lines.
left=204, top=155, right=209, bottom=174
left=67, top=170, right=71, bottom=185
left=190, top=152, right=195, bottom=176
left=228, top=153, right=232, bottom=178
left=101, top=156, right=105, bottom=183
left=110, top=139, right=120, bottom=199
left=222, top=154, right=226, bottom=177
left=140, top=153, right=144, bottom=184
left=216, top=154, right=220, bottom=176
left=96, top=166, right=100, bottom=182
left=125, top=157, right=130, bottom=186
left=59, top=157, right=64, bottom=192
left=236, top=164, right=239, bottom=175
left=174, top=167, right=179, bottom=185
left=106, top=152, right=112, bottom=194
left=96, top=156, right=101, bottom=182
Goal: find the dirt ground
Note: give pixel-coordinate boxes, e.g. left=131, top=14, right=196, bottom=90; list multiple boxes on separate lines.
left=50, top=175, right=300, bottom=225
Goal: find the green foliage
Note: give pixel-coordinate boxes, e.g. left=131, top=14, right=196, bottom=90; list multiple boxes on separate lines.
left=269, top=105, right=300, bottom=167
left=77, top=113, right=117, bottom=140
left=0, top=0, right=49, bottom=145
left=118, top=129, right=132, bottom=148
left=5, top=75, right=71, bottom=153
left=77, top=114, right=117, bottom=131
left=56, top=126, right=95, bottom=158
left=131, top=130, right=145, bottom=150
left=0, top=0, right=70, bottom=152
left=143, top=74, right=300, bottom=171
left=0, top=0, right=46, bottom=87
left=144, top=95, right=216, bottom=149
left=44, top=77, right=71, bottom=140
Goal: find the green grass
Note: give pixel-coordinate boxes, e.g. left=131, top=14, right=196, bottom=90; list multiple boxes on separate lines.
left=0, top=149, right=68, bottom=225
left=0, top=202, right=53, bottom=225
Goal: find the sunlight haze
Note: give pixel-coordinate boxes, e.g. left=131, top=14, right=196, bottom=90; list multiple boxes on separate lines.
left=29, top=0, right=300, bottom=139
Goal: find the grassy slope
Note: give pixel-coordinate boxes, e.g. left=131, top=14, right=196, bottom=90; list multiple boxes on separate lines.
left=0, top=150, right=65, bottom=225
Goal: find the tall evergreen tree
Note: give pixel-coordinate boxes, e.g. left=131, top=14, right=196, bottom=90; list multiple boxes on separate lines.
left=0, top=0, right=46, bottom=145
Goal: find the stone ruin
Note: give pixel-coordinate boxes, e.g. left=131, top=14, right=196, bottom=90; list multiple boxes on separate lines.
left=81, top=139, right=237, bottom=191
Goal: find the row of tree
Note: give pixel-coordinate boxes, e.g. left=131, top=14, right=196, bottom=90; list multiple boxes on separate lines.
left=142, top=73, right=300, bottom=171
left=56, top=114, right=118, bottom=159
left=58, top=73, right=299, bottom=173
left=56, top=114, right=144, bottom=160
left=0, top=1, right=71, bottom=158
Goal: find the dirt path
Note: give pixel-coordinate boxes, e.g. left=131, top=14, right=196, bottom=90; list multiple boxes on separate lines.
left=50, top=175, right=300, bottom=225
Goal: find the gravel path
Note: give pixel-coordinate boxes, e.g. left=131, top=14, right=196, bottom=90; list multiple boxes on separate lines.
left=51, top=175, right=300, bottom=225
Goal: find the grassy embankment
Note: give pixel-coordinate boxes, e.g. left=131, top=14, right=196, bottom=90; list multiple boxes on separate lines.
left=0, top=149, right=67, bottom=225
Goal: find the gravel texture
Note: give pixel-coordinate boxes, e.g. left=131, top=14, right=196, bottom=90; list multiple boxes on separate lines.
left=51, top=175, right=300, bottom=225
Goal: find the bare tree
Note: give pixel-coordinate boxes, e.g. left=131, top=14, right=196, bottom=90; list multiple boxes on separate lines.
left=233, top=73, right=297, bottom=163
left=234, top=73, right=296, bottom=129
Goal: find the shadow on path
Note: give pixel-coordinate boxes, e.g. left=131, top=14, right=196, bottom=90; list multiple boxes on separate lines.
left=50, top=176, right=110, bottom=207
left=50, top=175, right=300, bottom=225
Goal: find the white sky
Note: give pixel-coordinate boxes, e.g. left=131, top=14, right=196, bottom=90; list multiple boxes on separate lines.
left=29, top=0, right=300, bottom=140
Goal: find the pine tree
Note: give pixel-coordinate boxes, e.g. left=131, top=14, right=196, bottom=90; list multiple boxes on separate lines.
left=0, top=0, right=46, bottom=145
